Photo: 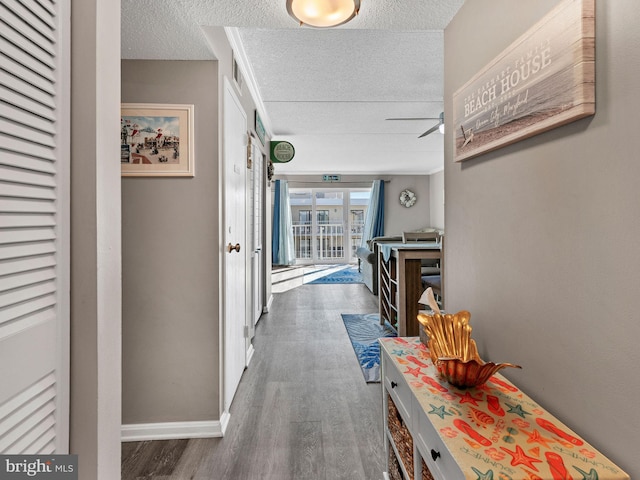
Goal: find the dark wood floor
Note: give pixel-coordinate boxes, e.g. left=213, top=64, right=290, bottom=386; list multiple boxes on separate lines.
left=122, top=283, right=386, bottom=480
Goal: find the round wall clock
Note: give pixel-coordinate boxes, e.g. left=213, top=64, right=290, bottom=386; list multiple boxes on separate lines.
left=400, top=189, right=417, bottom=208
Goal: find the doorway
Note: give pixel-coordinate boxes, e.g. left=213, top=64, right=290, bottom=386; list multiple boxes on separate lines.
left=289, top=187, right=370, bottom=264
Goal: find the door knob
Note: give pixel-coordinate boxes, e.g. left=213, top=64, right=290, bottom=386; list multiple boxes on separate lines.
left=227, top=243, right=241, bottom=253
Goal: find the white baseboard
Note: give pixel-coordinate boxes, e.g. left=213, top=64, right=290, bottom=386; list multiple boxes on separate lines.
left=121, top=419, right=225, bottom=442
left=383, top=473, right=390, bottom=480
left=263, top=294, right=274, bottom=313
left=246, top=343, right=255, bottom=366
left=219, top=410, right=231, bottom=436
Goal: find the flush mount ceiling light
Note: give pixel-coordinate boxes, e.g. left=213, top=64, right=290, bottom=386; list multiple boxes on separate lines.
left=286, top=0, right=361, bottom=28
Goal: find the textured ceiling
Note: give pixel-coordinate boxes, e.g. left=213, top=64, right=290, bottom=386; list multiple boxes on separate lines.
left=121, top=0, right=465, bottom=174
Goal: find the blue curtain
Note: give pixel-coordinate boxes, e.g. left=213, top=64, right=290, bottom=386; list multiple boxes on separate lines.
left=361, top=180, right=385, bottom=247
left=272, top=180, right=296, bottom=265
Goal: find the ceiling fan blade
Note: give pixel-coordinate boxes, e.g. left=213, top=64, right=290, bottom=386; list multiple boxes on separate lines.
left=418, top=123, right=440, bottom=138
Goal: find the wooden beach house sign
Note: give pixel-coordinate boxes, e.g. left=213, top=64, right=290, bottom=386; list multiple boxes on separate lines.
left=452, top=0, right=595, bottom=162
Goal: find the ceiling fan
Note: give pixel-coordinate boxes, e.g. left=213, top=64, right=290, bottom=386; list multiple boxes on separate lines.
left=386, top=112, right=444, bottom=138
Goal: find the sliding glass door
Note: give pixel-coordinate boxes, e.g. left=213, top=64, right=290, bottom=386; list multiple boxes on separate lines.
left=290, top=187, right=370, bottom=264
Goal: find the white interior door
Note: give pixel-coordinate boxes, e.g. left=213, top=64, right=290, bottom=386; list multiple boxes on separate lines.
left=0, top=0, right=70, bottom=453
left=251, top=145, right=263, bottom=328
left=245, top=138, right=256, bottom=344
left=223, top=79, right=247, bottom=413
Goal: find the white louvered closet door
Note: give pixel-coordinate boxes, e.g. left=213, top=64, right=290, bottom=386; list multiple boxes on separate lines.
left=0, top=0, right=70, bottom=454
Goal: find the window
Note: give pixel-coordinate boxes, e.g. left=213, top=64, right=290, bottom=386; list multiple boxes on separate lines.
left=289, top=187, right=371, bottom=263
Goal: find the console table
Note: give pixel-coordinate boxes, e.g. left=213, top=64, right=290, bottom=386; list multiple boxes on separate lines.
left=378, top=242, right=442, bottom=336
left=380, top=337, right=629, bottom=480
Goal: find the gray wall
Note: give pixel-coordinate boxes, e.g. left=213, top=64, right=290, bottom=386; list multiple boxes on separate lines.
left=276, top=174, right=434, bottom=235
left=121, top=61, right=220, bottom=423
left=385, top=175, right=431, bottom=234
left=445, top=1, right=638, bottom=476
left=429, top=170, right=444, bottom=230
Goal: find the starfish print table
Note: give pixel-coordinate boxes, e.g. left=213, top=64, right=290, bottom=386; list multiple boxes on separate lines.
left=380, top=337, right=629, bottom=480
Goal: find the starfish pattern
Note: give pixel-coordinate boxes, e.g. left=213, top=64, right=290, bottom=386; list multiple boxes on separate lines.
left=471, top=467, right=494, bottom=480
left=573, top=466, right=599, bottom=480
left=428, top=404, right=452, bottom=419
left=523, top=428, right=554, bottom=448
left=456, top=391, right=483, bottom=406
left=391, top=348, right=405, bottom=356
left=405, top=366, right=422, bottom=377
left=500, top=445, right=543, bottom=471
left=505, top=402, right=531, bottom=418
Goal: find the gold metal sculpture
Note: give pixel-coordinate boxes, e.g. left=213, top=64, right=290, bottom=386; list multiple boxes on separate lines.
left=417, top=289, right=521, bottom=388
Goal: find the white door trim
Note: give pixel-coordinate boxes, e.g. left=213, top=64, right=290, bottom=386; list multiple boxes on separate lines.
left=56, top=0, right=72, bottom=452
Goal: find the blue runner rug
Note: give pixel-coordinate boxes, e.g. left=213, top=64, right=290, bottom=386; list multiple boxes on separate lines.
left=340, top=313, right=397, bottom=382
left=308, top=266, right=363, bottom=284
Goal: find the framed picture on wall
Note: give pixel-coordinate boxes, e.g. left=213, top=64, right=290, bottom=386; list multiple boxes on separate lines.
left=452, top=0, right=595, bottom=162
left=255, top=110, right=265, bottom=145
left=232, top=52, right=244, bottom=93
left=120, top=103, right=195, bottom=177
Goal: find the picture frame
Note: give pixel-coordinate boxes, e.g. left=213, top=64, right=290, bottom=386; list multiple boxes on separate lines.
left=452, top=0, right=595, bottom=162
left=254, top=110, right=265, bottom=146
left=232, top=52, right=244, bottom=93
left=121, top=103, right=195, bottom=177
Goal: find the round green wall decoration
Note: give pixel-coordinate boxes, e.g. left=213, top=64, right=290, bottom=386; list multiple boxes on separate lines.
left=270, top=141, right=295, bottom=163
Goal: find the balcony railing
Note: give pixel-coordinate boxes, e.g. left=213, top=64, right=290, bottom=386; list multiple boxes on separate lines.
left=292, top=222, right=364, bottom=262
